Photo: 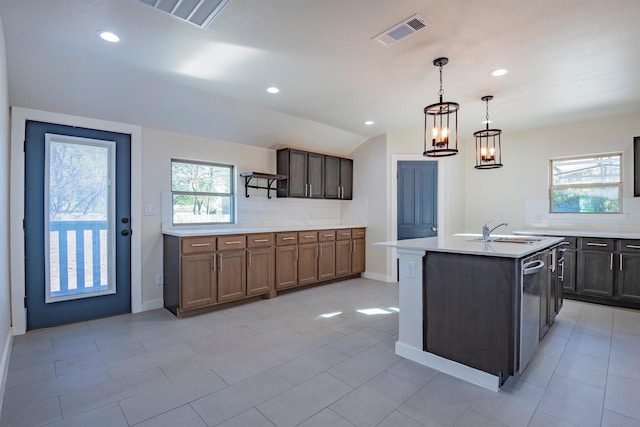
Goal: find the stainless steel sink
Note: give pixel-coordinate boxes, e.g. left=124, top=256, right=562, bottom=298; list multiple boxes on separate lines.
left=470, top=236, right=543, bottom=244
left=491, top=237, right=543, bottom=244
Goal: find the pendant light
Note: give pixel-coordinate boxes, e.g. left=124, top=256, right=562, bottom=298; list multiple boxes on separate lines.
left=474, top=95, right=503, bottom=169
left=424, top=57, right=459, bottom=157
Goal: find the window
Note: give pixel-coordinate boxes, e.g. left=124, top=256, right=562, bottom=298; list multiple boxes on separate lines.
left=550, top=153, right=622, bottom=213
left=171, top=159, right=235, bottom=224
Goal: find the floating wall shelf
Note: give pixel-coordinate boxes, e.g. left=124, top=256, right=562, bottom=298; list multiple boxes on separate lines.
left=240, top=172, right=287, bottom=199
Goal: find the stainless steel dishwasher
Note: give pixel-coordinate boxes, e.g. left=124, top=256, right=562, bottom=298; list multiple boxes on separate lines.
left=519, top=252, right=546, bottom=373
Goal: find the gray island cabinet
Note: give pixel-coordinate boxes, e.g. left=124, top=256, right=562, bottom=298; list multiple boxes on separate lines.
left=375, top=234, right=563, bottom=391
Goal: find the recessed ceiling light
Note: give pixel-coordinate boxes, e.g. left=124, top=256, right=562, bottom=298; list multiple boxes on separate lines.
left=491, top=68, right=508, bottom=77
left=364, top=120, right=375, bottom=125
left=98, top=31, right=120, bottom=43
left=266, top=86, right=280, bottom=94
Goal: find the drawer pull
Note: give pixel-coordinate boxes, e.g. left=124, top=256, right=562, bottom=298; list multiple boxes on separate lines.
left=190, top=243, right=211, bottom=247
left=586, top=242, right=608, bottom=247
left=253, top=239, right=269, bottom=243
left=323, top=234, right=334, bottom=237
left=304, top=235, right=315, bottom=239
left=224, top=241, right=242, bottom=245
left=340, top=232, right=350, bottom=236
left=282, top=237, right=295, bottom=241
left=560, top=241, right=571, bottom=246
left=356, top=232, right=364, bottom=235
left=626, top=244, right=640, bottom=249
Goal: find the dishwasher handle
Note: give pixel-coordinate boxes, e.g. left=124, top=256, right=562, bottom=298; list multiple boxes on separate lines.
left=523, top=260, right=545, bottom=275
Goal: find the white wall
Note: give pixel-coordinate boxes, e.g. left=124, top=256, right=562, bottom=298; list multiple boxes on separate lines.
left=464, top=112, right=640, bottom=234
left=0, top=13, right=12, bottom=414
left=349, top=135, right=389, bottom=282
left=140, top=128, right=358, bottom=306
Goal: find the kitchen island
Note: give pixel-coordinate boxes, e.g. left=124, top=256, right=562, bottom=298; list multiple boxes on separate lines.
left=375, top=234, right=563, bottom=391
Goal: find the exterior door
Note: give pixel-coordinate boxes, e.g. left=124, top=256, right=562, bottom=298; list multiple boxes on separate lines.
left=25, top=120, right=131, bottom=329
left=397, top=161, right=438, bottom=240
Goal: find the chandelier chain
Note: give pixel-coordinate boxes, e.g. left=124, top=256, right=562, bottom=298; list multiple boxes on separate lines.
left=438, top=64, right=444, bottom=97
left=485, top=98, right=490, bottom=122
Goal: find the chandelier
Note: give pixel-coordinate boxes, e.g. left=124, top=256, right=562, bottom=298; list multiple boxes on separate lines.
left=423, top=57, right=459, bottom=157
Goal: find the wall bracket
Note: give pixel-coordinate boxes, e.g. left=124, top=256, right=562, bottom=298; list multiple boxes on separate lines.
left=240, top=172, right=287, bottom=199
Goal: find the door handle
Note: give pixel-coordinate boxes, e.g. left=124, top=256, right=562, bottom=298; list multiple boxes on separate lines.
left=121, top=230, right=130, bottom=236
left=431, top=226, right=438, bottom=232
left=121, top=217, right=129, bottom=224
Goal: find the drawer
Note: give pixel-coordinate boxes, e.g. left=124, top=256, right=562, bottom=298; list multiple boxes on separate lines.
left=318, top=230, right=336, bottom=242
left=336, top=229, right=352, bottom=241
left=247, top=233, right=274, bottom=248
left=558, top=237, right=577, bottom=249
left=619, top=239, right=640, bottom=252
left=217, top=235, right=246, bottom=251
left=181, top=236, right=216, bottom=254
left=579, top=237, right=614, bottom=251
left=276, top=232, right=298, bottom=246
left=298, top=231, right=318, bottom=243
left=351, top=228, right=366, bottom=239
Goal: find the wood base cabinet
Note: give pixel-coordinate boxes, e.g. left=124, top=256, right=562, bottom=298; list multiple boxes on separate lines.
left=318, top=230, right=336, bottom=281
left=165, top=227, right=365, bottom=317
left=561, top=237, right=640, bottom=310
left=247, top=233, right=275, bottom=296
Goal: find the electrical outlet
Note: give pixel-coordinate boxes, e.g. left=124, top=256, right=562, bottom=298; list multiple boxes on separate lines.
left=145, top=204, right=157, bottom=216
left=155, top=274, right=164, bottom=286
left=406, top=261, right=416, bottom=278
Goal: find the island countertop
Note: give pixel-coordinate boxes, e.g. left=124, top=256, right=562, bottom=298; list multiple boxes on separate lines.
left=375, top=233, right=564, bottom=258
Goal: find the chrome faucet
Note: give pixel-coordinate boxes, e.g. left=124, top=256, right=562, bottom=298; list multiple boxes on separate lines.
left=482, top=221, right=508, bottom=241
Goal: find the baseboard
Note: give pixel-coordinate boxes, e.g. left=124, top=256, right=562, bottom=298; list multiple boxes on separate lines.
left=362, top=272, right=396, bottom=283
left=0, top=330, right=13, bottom=416
left=140, top=299, right=164, bottom=312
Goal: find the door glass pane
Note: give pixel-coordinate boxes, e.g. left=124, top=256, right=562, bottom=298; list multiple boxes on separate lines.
left=45, top=134, right=116, bottom=302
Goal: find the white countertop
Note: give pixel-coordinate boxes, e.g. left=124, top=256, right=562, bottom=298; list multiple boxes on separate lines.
left=162, top=224, right=363, bottom=237
left=515, top=229, right=640, bottom=239
left=374, top=234, right=564, bottom=258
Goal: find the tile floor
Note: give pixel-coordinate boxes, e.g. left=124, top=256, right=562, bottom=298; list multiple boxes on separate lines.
left=1, top=278, right=639, bottom=427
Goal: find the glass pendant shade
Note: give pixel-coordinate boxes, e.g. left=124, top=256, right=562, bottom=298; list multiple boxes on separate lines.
left=424, top=57, right=459, bottom=157
left=474, top=96, right=503, bottom=169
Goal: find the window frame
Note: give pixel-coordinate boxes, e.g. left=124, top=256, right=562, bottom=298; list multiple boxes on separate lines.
left=548, top=152, right=623, bottom=214
left=170, top=158, right=236, bottom=225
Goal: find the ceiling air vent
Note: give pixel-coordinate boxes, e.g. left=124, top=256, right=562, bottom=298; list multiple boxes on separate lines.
left=136, top=0, right=232, bottom=29
left=372, top=14, right=430, bottom=47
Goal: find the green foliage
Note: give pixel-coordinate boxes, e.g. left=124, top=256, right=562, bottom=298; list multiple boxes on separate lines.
left=49, top=142, right=109, bottom=219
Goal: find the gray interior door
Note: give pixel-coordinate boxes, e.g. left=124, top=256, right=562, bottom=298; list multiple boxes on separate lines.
left=24, top=120, right=132, bottom=330
left=397, top=161, right=438, bottom=240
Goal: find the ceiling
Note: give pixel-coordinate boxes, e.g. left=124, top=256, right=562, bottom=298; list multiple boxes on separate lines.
left=1, top=0, right=639, bottom=156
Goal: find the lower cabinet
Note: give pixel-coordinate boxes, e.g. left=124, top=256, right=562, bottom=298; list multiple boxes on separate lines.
left=618, top=241, right=640, bottom=302
left=165, top=227, right=365, bottom=317
left=559, top=237, right=640, bottom=309
left=336, top=228, right=366, bottom=277
left=247, top=233, right=275, bottom=296
left=181, top=253, right=216, bottom=310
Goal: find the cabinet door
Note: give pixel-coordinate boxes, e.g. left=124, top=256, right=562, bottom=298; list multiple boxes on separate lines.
left=618, top=252, right=640, bottom=301
left=561, top=249, right=577, bottom=292
left=276, top=245, right=298, bottom=289
left=318, top=241, right=336, bottom=281
left=247, top=247, right=274, bottom=296
left=217, top=250, right=247, bottom=302
left=307, top=152, right=325, bottom=198
left=181, top=254, right=216, bottom=310
left=288, top=149, right=308, bottom=198
left=324, top=155, right=340, bottom=199
left=577, top=250, right=615, bottom=297
left=298, top=243, right=318, bottom=285
left=352, top=238, right=365, bottom=274
left=339, top=158, right=353, bottom=200
left=335, top=240, right=352, bottom=277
